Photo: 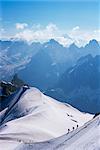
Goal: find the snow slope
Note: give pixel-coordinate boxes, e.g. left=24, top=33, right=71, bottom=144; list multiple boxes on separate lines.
left=0, top=87, right=93, bottom=149
left=13, top=114, right=100, bottom=150
left=59, top=115, right=100, bottom=150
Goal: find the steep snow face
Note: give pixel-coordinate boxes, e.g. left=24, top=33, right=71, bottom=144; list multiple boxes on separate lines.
left=61, top=116, right=100, bottom=150
left=0, top=87, right=93, bottom=149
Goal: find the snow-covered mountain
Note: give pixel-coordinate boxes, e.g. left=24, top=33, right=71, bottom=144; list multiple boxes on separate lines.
left=0, top=86, right=93, bottom=150
left=0, top=39, right=100, bottom=114
left=13, top=114, right=99, bottom=150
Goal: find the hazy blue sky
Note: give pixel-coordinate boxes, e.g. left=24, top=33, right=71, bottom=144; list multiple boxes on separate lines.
left=1, top=1, right=99, bottom=29
left=0, top=0, right=100, bottom=45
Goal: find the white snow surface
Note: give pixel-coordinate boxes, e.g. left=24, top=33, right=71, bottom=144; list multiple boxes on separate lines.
left=15, top=114, right=100, bottom=150
left=0, top=87, right=94, bottom=150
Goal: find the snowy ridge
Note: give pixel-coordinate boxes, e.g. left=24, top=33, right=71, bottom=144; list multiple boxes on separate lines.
left=0, top=87, right=93, bottom=150
left=0, top=86, right=28, bottom=124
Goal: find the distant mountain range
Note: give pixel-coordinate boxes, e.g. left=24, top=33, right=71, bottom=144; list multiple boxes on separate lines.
left=0, top=39, right=100, bottom=113
left=0, top=39, right=100, bottom=81
left=45, top=54, right=100, bottom=113
left=17, top=39, right=100, bottom=89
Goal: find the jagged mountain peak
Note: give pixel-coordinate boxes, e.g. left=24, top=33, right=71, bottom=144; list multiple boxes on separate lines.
left=89, top=39, right=99, bottom=45
left=49, top=38, right=58, bottom=43
left=69, top=43, right=78, bottom=49
left=44, top=39, right=63, bottom=48
left=77, top=54, right=93, bottom=64
left=85, top=39, right=100, bottom=49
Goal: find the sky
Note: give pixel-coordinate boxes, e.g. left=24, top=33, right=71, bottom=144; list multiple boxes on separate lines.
left=0, top=0, right=100, bottom=46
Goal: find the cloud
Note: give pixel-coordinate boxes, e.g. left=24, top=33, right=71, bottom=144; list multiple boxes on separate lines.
left=16, top=23, right=28, bottom=30
left=2, top=23, right=99, bottom=47
left=56, top=36, right=73, bottom=47
left=46, top=23, right=58, bottom=32
left=72, top=26, right=80, bottom=31
left=93, top=30, right=100, bottom=40
left=15, top=23, right=58, bottom=42
left=0, top=28, right=5, bottom=32
left=67, top=26, right=100, bottom=46
left=0, top=28, right=5, bottom=39
left=15, top=24, right=100, bottom=47
left=15, top=23, right=73, bottom=46
left=15, top=29, right=34, bottom=41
